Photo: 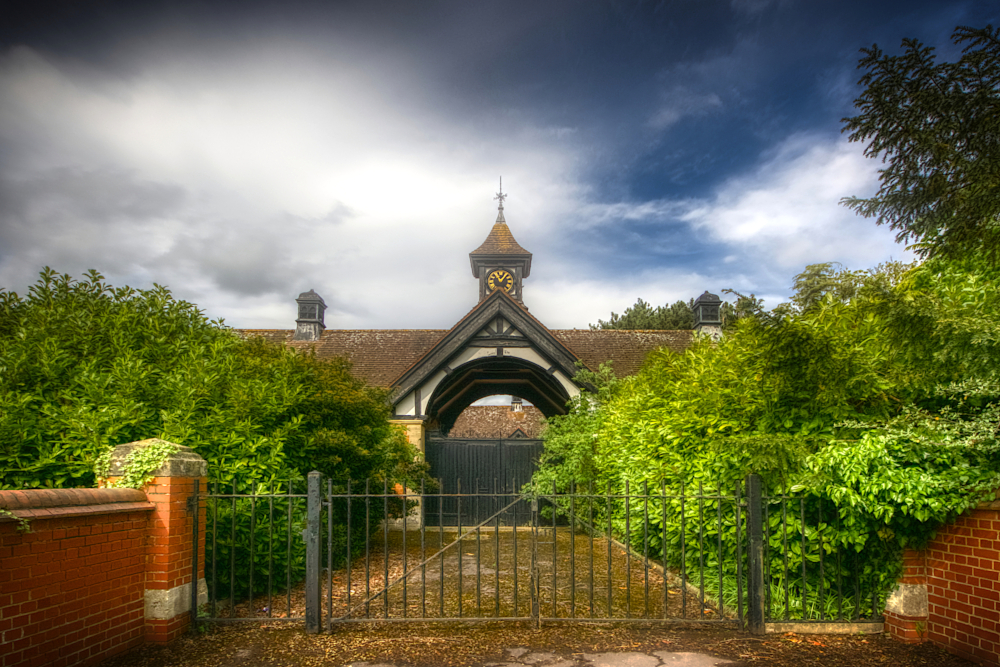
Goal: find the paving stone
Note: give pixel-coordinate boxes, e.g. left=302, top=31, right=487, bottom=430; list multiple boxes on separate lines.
left=581, top=652, right=661, bottom=667
left=522, top=652, right=558, bottom=664
left=653, top=651, right=736, bottom=666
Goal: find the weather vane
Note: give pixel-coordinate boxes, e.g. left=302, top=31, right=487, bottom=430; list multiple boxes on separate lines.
left=494, top=177, right=506, bottom=210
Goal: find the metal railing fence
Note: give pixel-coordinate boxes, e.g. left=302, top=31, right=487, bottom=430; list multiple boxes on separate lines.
left=193, top=473, right=885, bottom=633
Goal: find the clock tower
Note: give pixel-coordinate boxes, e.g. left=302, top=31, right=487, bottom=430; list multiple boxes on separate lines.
left=470, top=183, right=532, bottom=304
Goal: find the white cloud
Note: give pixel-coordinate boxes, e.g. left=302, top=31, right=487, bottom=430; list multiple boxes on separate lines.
left=0, top=38, right=909, bottom=333
left=682, top=133, right=909, bottom=270
left=648, top=87, right=723, bottom=130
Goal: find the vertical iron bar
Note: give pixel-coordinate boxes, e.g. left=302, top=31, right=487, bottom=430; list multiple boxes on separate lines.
left=248, top=485, right=255, bottom=614
left=421, top=478, right=426, bottom=619
left=746, top=474, right=765, bottom=634
left=551, top=479, right=557, bottom=619
left=697, top=481, right=705, bottom=617
left=643, top=481, right=650, bottom=618
left=735, top=482, right=743, bottom=624
left=327, top=479, right=333, bottom=630
left=762, top=491, right=770, bottom=617
left=836, top=510, right=843, bottom=620
left=286, top=480, right=293, bottom=619
left=854, top=553, right=861, bottom=621
left=346, top=480, right=352, bottom=618
left=513, top=476, right=519, bottom=616
left=625, top=479, right=631, bottom=619
left=402, top=481, right=407, bottom=618
left=383, top=478, right=389, bottom=619
left=818, top=498, right=824, bottom=621
left=606, top=482, right=613, bottom=616
left=476, top=478, right=481, bottom=616
left=267, top=483, right=274, bottom=619
left=782, top=497, right=789, bottom=621
left=438, top=479, right=444, bottom=618
left=531, top=492, right=540, bottom=628
left=589, top=481, right=595, bottom=619
left=717, top=486, right=723, bottom=620
left=230, top=480, right=236, bottom=619
left=305, top=471, right=321, bottom=634
left=800, top=497, right=807, bottom=620
left=189, top=478, right=199, bottom=633
left=458, top=478, right=463, bottom=618
left=570, top=480, right=576, bottom=618
left=211, top=482, right=218, bottom=619
left=680, top=482, right=687, bottom=619
left=365, top=479, right=371, bottom=618
left=494, top=478, right=500, bottom=618
left=662, top=481, right=668, bottom=620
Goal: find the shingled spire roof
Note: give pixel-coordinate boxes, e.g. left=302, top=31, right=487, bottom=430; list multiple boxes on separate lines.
left=469, top=220, right=531, bottom=256
left=469, top=180, right=532, bottom=281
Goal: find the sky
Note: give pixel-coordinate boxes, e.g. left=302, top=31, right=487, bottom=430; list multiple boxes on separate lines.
left=1, top=0, right=997, bottom=331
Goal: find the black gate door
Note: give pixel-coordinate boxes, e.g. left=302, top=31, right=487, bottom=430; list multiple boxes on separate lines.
left=424, top=437, right=542, bottom=525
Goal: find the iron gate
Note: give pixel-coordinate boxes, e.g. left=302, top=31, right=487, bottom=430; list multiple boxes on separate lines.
left=194, top=473, right=885, bottom=633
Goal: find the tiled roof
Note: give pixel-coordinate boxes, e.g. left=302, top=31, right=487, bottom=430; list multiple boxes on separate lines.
left=239, top=329, right=448, bottom=388
left=449, top=405, right=546, bottom=439
left=237, top=327, right=693, bottom=387
left=550, top=329, right=695, bottom=378
left=469, top=222, right=531, bottom=256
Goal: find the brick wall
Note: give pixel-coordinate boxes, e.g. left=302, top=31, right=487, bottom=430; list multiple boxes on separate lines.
left=885, top=497, right=1000, bottom=666
left=0, top=489, right=153, bottom=667
left=140, top=476, right=206, bottom=644
left=0, top=439, right=208, bottom=667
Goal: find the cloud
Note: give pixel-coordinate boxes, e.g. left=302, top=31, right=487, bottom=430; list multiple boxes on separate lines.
left=648, top=87, right=723, bottom=130
left=0, top=42, right=585, bottom=329
left=0, top=28, right=910, bottom=332
left=682, top=132, right=906, bottom=271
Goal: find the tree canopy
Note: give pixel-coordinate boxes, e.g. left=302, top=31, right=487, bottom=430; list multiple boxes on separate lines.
left=0, top=268, right=416, bottom=490
left=591, top=298, right=694, bottom=330
left=536, top=256, right=1000, bottom=618
left=841, top=25, right=1000, bottom=261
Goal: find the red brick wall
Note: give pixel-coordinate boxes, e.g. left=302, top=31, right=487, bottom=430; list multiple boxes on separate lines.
left=886, top=504, right=1000, bottom=666
left=924, top=508, right=1000, bottom=666
left=140, top=476, right=206, bottom=644
left=0, top=498, right=152, bottom=667
left=885, top=550, right=928, bottom=643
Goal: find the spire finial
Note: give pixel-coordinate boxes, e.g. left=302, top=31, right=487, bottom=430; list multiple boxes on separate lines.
left=494, top=177, right=506, bottom=211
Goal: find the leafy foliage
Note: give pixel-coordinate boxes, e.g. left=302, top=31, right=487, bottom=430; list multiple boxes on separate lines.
left=537, top=258, right=1000, bottom=619
left=0, top=268, right=423, bottom=604
left=592, top=298, right=694, bottom=330
left=95, top=440, right=179, bottom=489
left=0, top=268, right=417, bottom=490
left=842, top=25, right=1000, bottom=261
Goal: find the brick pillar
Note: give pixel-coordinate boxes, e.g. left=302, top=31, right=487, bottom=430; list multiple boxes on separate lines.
left=106, top=439, right=207, bottom=644
left=885, top=548, right=929, bottom=643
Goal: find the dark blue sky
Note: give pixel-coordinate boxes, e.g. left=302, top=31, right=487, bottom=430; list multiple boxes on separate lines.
left=0, top=0, right=996, bottom=328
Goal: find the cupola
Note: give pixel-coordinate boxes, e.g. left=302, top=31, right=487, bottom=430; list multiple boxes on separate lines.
left=293, top=289, right=326, bottom=341
left=469, top=180, right=532, bottom=304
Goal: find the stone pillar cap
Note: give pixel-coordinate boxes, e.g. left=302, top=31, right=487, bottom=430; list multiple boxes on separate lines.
left=108, top=438, right=207, bottom=478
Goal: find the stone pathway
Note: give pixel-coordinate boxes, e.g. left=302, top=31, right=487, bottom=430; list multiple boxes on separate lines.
left=348, top=647, right=735, bottom=667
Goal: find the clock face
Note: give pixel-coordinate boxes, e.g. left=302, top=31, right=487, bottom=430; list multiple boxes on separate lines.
left=487, top=269, right=514, bottom=293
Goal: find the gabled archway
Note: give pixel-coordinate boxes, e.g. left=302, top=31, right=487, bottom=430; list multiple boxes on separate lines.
left=426, top=355, right=570, bottom=436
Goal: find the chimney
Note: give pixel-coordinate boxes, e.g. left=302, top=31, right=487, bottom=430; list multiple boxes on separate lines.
left=692, top=291, right=722, bottom=339
left=293, top=289, right=326, bottom=341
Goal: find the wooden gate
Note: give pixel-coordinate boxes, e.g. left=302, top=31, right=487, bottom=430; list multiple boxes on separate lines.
left=424, top=437, right=542, bottom=525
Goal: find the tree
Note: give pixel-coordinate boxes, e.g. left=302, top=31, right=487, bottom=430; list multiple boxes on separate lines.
left=0, top=268, right=415, bottom=489
left=591, top=298, right=694, bottom=330
left=841, top=25, right=1000, bottom=261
